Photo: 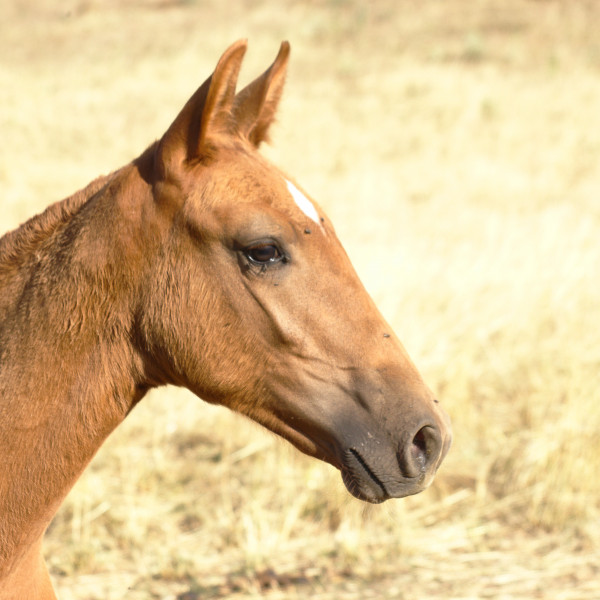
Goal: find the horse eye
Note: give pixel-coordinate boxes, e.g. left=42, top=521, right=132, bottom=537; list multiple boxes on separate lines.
left=246, top=243, right=282, bottom=265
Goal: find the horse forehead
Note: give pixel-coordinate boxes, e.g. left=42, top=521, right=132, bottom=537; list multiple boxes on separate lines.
left=284, top=179, right=320, bottom=224
left=209, top=152, right=322, bottom=225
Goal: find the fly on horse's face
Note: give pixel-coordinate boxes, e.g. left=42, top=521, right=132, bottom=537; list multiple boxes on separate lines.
left=143, top=40, right=452, bottom=502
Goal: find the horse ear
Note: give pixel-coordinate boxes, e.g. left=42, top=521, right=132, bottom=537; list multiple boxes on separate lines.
left=232, top=41, right=290, bottom=147
left=155, top=39, right=248, bottom=180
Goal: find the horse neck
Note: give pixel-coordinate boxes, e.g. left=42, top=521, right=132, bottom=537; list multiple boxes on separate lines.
left=0, top=158, right=154, bottom=572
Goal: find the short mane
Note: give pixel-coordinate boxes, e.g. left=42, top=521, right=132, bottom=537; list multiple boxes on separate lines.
left=0, top=172, right=117, bottom=272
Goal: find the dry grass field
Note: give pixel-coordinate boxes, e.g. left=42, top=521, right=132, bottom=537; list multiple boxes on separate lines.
left=2, top=0, right=600, bottom=598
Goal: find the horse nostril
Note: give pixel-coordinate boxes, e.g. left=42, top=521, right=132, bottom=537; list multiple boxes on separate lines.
left=402, top=425, right=441, bottom=478
left=411, top=428, right=430, bottom=472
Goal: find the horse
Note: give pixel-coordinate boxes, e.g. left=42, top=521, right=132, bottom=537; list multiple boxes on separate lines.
left=0, top=40, right=451, bottom=599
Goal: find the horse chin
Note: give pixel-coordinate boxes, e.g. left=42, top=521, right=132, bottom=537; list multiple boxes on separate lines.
left=341, top=468, right=388, bottom=504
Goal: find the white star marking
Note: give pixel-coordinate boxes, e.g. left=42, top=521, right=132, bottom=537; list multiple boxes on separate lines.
left=286, top=179, right=320, bottom=224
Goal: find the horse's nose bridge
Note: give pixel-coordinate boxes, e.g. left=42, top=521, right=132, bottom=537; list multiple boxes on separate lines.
left=361, top=363, right=450, bottom=446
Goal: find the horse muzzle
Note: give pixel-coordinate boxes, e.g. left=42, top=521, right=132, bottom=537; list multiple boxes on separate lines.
left=337, top=410, right=452, bottom=503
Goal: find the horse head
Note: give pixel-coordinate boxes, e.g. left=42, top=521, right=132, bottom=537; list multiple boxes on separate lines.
left=140, top=40, right=451, bottom=503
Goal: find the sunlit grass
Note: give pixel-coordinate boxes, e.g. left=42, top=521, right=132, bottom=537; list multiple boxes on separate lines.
left=2, top=1, right=599, bottom=598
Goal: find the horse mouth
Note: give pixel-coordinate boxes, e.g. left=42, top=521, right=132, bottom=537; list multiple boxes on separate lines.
left=339, top=446, right=430, bottom=504
left=341, top=448, right=389, bottom=504
left=253, top=412, right=397, bottom=504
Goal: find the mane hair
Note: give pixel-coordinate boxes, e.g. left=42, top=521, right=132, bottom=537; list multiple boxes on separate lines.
left=0, top=172, right=116, bottom=272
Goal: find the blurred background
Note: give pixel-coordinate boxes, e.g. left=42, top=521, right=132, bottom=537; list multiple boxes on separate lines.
left=1, top=1, right=599, bottom=598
